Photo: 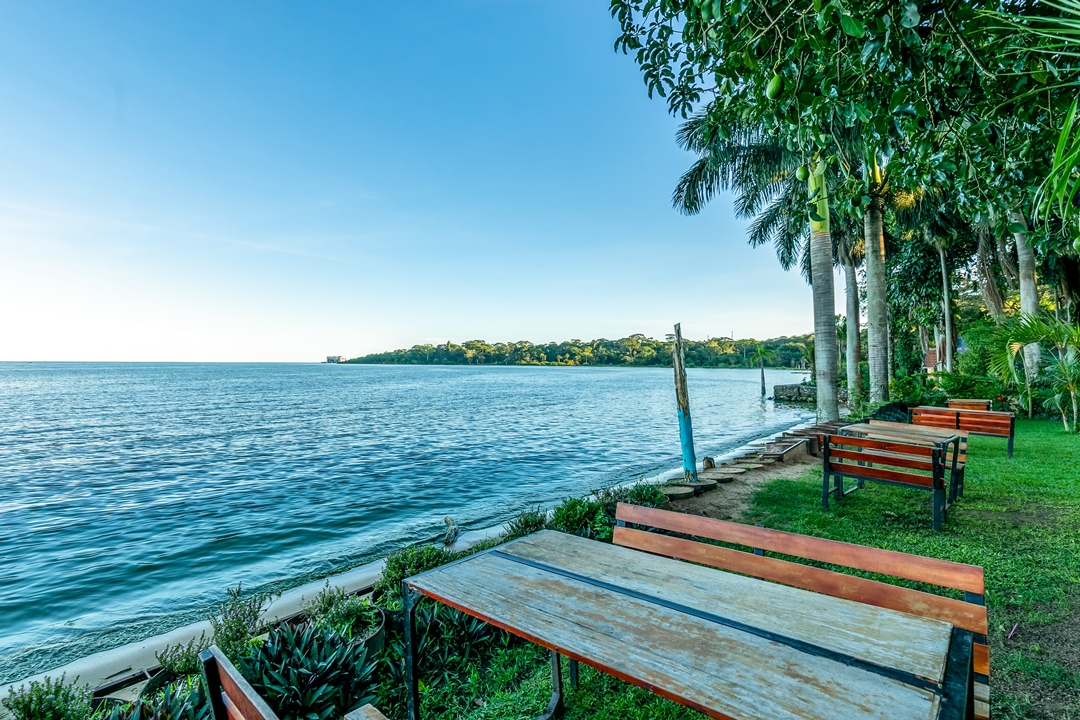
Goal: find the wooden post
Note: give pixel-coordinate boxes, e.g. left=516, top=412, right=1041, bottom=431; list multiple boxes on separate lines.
left=672, top=324, right=698, bottom=483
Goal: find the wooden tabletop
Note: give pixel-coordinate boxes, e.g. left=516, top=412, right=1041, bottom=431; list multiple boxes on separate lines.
left=406, top=531, right=964, bottom=720
left=842, top=421, right=964, bottom=444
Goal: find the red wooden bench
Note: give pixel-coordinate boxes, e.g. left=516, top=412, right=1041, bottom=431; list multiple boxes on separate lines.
left=948, top=399, right=992, bottom=411
left=822, top=434, right=953, bottom=530
left=912, top=406, right=1016, bottom=458
left=199, top=645, right=388, bottom=720
left=614, top=503, right=991, bottom=719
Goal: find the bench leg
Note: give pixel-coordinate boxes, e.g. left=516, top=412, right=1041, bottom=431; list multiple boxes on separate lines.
left=198, top=650, right=227, bottom=720
left=403, top=584, right=423, bottom=720
left=834, top=473, right=844, bottom=500
left=933, top=488, right=945, bottom=532
left=821, top=468, right=830, bottom=508
left=1007, top=434, right=1014, bottom=459
left=537, top=650, right=564, bottom=720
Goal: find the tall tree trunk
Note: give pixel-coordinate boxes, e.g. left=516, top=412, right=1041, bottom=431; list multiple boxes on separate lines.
left=936, top=240, right=955, bottom=372
left=933, top=326, right=943, bottom=372
left=977, top=231, right=1006, bottom=321
left=997, top=233, right=1019, bottom=292
left=842, top=255, right=862, bottom=406
left=919, top=325, right=930, bottom=358
left=760, top=357, right=766, bottom=397
left=808, top=159, right=840, bottom=422
left=864, top=169, right=889, bottom=402
left=1011, top=211, right=1041, bottom=393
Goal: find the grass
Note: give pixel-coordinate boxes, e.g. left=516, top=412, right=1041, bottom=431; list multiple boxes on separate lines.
left=388, top=419, right=1080, bottom=720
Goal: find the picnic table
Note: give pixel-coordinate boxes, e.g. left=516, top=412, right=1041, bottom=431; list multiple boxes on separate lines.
left=840, top=421, right=967, bottom=499
left=401, top=530, right=974, bottom=720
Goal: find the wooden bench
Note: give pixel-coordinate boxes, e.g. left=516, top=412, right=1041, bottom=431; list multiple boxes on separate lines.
left=200, top=645, right=279, bottom=720
left=200, top=645, right=388, bottom=720
left=865, top=420, right=969, bottom=500
left=614, top=503, right=991, bottom=720
left=823, top=434, right=953, bottom=531
left=948, top=399, right=992, bottom=411
left=912, top=406, right=1016, bottom=458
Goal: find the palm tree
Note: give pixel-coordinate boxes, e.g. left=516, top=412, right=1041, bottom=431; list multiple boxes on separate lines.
left=836, top=225, right=864, bottom=406
left=749, top=343, right=777, bottom=397
left=673, top=109, right=840, bottom=421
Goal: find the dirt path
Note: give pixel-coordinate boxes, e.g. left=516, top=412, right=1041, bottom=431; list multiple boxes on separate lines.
left=666, top=455, right=818, bottom=520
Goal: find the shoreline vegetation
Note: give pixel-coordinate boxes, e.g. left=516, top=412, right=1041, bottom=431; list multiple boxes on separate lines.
left=344, top=333, right=814, bottom=368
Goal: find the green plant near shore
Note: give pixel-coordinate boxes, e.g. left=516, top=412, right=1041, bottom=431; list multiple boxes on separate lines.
left=240, top=623, right=376, bottom=720
left=2, top=676, right=98, bottom=720
left=104, top=677, right=209, bottom=720
left=372, top=546, right=456, bottom=608
left=304, top=583, right=381, bottom=642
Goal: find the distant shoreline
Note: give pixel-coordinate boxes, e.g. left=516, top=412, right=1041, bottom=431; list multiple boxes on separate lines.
left=339, top=333, right=814, bottom=370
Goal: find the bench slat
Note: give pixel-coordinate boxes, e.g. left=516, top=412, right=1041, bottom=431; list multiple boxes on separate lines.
left=829, top=434, right=936, bottom=456
left=613, top=526, right=988, bottom=635
left=614, top=504, right=985, bottom=594
left=829, top=448, right=937, bottom=473
left=828, top=460, right=937, bottom=488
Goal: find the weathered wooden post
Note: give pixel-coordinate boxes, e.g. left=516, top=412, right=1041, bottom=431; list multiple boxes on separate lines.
left=672, top=323, right=698, bottom=483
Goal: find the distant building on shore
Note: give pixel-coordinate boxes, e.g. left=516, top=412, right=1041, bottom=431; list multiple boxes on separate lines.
left=326, top=355, right=344, bottom=364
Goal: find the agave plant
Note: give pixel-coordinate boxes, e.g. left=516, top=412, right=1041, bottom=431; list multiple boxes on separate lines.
left=239, top=623, right=376, bottom=720
left=105, top=678, right=210, bottom=720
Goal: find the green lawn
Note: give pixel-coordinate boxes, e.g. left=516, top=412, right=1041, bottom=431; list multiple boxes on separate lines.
left=405, top=419, right=1080, bottom=720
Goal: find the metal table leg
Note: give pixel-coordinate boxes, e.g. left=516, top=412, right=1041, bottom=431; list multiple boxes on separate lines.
left=537, top=650, right=564, bottom=720
left=403, top=583, right=423, bottom=720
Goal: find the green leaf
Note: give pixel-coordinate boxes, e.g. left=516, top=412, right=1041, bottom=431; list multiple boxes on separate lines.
left=900, top=2, right=920, bottom=29
left=840, top=14, right=866, bottom=38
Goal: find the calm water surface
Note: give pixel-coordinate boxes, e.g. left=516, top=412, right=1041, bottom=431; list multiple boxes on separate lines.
left=0, top=363, right=812, bottom=683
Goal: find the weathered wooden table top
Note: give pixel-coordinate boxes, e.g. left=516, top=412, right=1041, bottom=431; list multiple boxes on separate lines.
left=406, top=530, right=961, bottom=720
left=842, top=422, right=963, bottom=444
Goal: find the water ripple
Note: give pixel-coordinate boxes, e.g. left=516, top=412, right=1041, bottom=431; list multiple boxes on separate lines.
left=0, top=362, right=812, bottom=683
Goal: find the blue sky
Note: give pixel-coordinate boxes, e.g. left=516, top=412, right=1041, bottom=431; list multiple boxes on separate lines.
left=0, top=1, right=840, bottom=362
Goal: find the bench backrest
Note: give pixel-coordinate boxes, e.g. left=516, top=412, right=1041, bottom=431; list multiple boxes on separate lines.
left=865, top=420, right=968, bottom=464
left=912, top=406, right=1015, bottom=438
left=823, top=434, right=944, bottom=489
left=948, top=399, right=992, bottom=411
left=613, top=502, right=989, bottom=677
left=200, top=645, right=280, bottom=720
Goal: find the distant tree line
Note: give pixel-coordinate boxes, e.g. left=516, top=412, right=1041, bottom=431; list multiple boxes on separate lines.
left=345, top=334, right=813, bottom=369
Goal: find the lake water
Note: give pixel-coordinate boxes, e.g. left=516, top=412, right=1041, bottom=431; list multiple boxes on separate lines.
left=0, top=362, right=812, bottom=684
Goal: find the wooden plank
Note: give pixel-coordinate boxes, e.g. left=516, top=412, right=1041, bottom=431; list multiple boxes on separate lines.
left=829, top=460, right=936, bottom=487
left=826, top=434, right=936, bottom=456
left=974, top=643, right=990, bottom=676
left=615, top=504, right=986, bottom=594
left=212, top=648, right=278, bottom=720
left=345, top=705, right=389, bottom=720
left=409, top=542, right=942, bottom=720
left=501, top=532, right=952, bottom=680
left=613, top=527, right=988, bottom=635
left=830, top=448, right=936, bottom=472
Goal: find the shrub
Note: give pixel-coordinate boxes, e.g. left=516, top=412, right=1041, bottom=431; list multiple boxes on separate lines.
left=304, top=583, right=381, bottom=641
left=239, top=623, right=376, bottom=720
left=933, top=372, right=1008, bottom=408
left=503, top=506, right=546, bottom=540
left=373, top=545, right=456, bottom=606
left=547, top=497, right=602, bottom=539
left=155, top=634, right=209, bottom=679
left=211, top=585, right=274, bottom=662
left=2, top=676, right=97, bottom=720
left=889, top=374, right=947, bottom=408
left=104, top=677, right=209, bottom=720
left=549, top=482, right=667, bottom=542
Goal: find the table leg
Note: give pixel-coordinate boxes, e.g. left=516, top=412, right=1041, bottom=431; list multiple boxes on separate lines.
left=537, top=650, right=564, bottom=720
left=403, top=583, right=422, bottom=720
left=568, top=658, right=579, bottom=689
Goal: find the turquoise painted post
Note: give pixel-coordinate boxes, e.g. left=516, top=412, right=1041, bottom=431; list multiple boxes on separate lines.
left=672, top=323, right=698, bottom=483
